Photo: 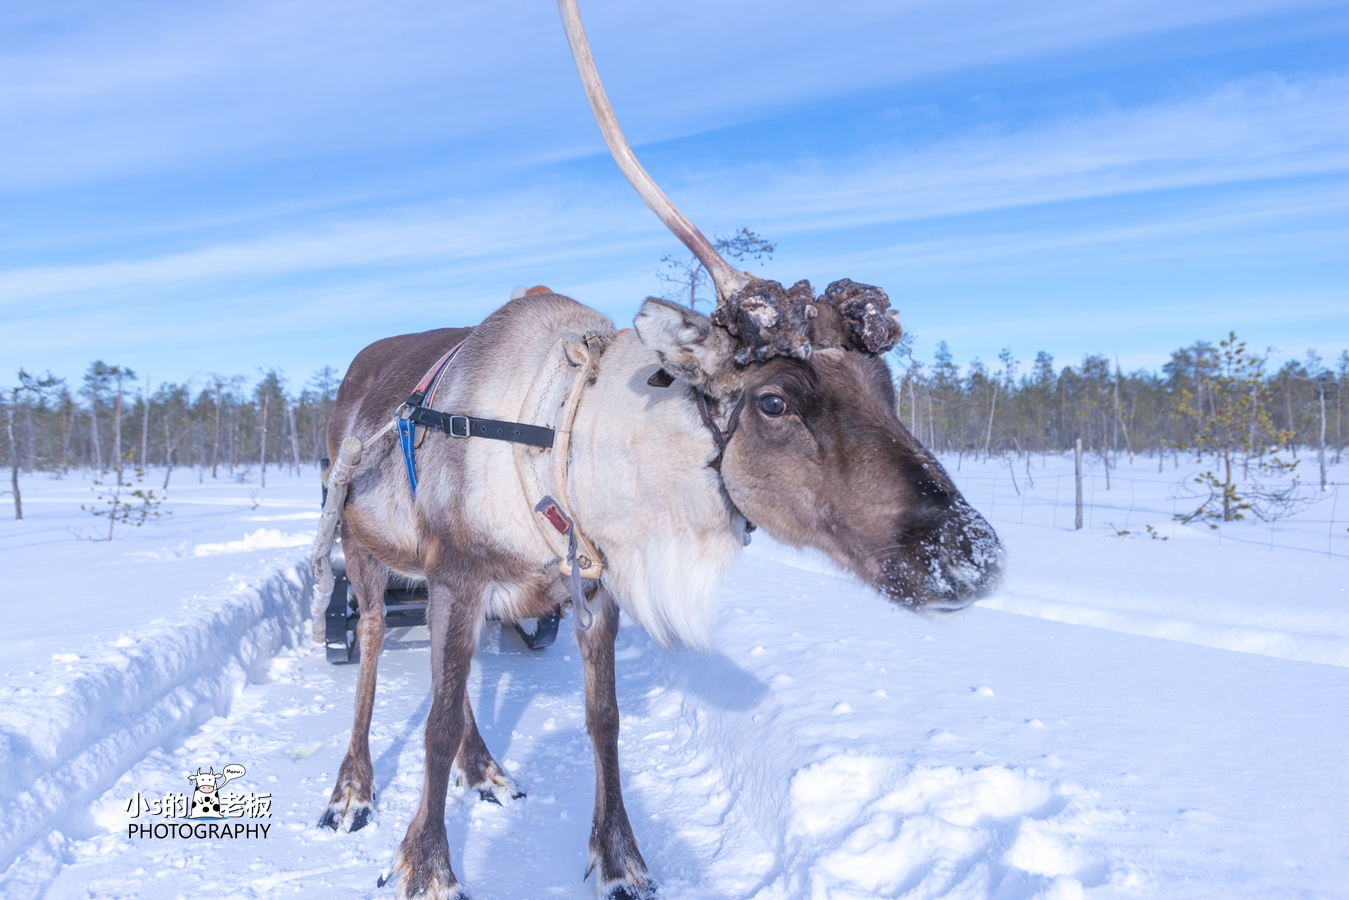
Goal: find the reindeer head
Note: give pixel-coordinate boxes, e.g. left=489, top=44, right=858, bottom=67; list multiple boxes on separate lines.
left=562, top=0, right=1003, bottom=612
left=634, top=293, right=1002, bottom=613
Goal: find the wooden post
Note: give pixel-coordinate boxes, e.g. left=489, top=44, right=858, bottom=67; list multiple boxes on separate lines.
left=1074, top=437, right=1084, bottom=531
left=311, top=436, right=363, bottom=642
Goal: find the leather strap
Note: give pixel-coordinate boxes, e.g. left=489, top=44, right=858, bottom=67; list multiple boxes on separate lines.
left=406, top=342, right=464, bottom=408
left=695, top=390, right=746, bottom=455
left=405, top=406, right=555, bottom=449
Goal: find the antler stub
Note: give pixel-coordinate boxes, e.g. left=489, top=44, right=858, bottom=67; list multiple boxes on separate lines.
left=711, top=277, right=902, bottom=365
left=711, top=279, right=817, bottom=365
left=820, top=279, right=903, bottom=355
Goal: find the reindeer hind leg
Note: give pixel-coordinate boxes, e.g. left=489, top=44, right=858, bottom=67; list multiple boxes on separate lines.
left=320, top=532, right=387, bottom=832
left=454, top=693, right=526, bottom=805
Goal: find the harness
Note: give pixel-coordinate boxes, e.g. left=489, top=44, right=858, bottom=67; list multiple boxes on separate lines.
left=389, top=331, right=608, bottom=628
left=396, top=342, right=557, bottom=497
left=383, top=346, right=750, bottom=632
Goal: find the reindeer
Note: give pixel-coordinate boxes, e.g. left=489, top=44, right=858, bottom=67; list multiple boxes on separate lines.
left=308, top=2, right=1004, bottom=897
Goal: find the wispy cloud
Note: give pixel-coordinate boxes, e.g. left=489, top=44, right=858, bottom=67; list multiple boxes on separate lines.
left=0, top=190, right=670, bottom=302
left=694, top=73, right=1349, bottom=234
left=0, top=0, right=1330, bottom=185
left=5, top=72, right=1343, bottom=304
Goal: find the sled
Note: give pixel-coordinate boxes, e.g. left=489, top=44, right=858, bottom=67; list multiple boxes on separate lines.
left=320, top=459, right=562, bottom=664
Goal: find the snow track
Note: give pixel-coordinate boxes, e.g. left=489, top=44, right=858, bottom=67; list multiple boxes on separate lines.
left=0, top=558, right=311, bottom=895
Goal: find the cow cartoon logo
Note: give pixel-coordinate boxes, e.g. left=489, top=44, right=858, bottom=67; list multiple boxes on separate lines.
left=187, top=764, right=246, bottom=819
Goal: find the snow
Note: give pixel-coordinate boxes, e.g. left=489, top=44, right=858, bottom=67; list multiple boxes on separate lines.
left=0, top=454, right=1345, bottom=899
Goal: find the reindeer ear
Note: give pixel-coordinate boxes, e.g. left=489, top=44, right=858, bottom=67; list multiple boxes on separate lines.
left=633, top=298, right=735, bottom=387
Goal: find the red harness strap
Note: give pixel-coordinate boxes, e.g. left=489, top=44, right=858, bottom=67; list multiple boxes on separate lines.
left=405, top=340, right=466, bottom=411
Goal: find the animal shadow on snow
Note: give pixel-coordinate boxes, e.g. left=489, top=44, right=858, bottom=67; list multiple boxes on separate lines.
left=669, top=648, right=770, bottom=712
left=475, top=621, right=753, bottom=894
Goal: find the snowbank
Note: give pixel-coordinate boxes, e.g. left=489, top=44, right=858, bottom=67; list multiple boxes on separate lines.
left=0, top=560, right=312, bottom=884
left=0, top=470, right=319, bottom=893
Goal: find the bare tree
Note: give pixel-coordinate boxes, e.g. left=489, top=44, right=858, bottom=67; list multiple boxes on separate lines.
left=259, top=391, right=268, bottom=488
left=309, top=366, right=341, bottom=463
left=1337, top=351, right=1348, bottom=465
left=81, top=363, right=109, bottom=471
left=83, top=362, right=136, bottom=484
left=658, top=227, right=774, bottom=309
left=158, top=383, right=191, bottom=490
left=6, top=370, right=63, bottom=520
left=287, top=397, right=302, bottom=477
left=1302, top=351, right=1331, bottom=492
left=254, top=369, right=286, bottom=489
left=210, top=378, right=224, bottom=478
left=139, top=381, right=150, bottom=465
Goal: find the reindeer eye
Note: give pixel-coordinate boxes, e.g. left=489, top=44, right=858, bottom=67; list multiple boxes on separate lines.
left=759, top=394, right=787, bottom=417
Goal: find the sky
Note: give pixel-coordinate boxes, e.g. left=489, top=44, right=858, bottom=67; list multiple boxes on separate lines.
left=2, top=0, right=1347, bottom=392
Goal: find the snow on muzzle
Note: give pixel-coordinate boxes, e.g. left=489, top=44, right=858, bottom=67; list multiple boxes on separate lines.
left=878, top=501, right=1004, bottom=616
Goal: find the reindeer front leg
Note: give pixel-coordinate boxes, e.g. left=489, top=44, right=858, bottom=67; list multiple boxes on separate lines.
left=320, top=531, right=386, bottom=832
left=579, top=587, right=654, bottom=899
left=390, top=576, right=478, bottom=900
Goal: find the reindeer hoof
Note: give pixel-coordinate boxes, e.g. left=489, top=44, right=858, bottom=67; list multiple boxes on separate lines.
left=601, top=881, right=658, bottom=900
left=476, top=785, right=526, bottom=805
left=318, top=795, right=375, bottom=832
left=350, top=806, right=373, bottom=831
left=386, top=845, right=471, bottom=899
left=375, top=871, right=471, bottom=897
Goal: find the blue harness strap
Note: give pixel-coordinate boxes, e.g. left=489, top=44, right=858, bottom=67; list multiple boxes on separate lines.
left=398, top=342, right=464, bottom=499
left=398, top=417, right=419, bottom=496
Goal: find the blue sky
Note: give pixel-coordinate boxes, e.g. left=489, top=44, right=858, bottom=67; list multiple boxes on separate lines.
left=2, top=0, right=1347, bottom=390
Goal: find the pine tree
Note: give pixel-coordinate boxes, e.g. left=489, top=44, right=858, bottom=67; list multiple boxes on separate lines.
left=1175, top=333, right=1294, bottom=526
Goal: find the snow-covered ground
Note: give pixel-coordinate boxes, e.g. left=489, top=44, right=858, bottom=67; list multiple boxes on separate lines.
left=0, top=454, right=1345, bottom=899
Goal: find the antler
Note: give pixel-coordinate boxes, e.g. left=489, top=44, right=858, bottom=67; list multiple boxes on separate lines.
left=557, top=0, right=751, bottom=302
left=558, top=1, right=902, bottom=363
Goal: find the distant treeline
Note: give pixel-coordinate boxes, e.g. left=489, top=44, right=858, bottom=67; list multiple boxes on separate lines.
left=2, top=364, right=341, bottom=484
left=3, top=334, right=1347, bottom=481
left=892, top=335, right=1346, bottom=472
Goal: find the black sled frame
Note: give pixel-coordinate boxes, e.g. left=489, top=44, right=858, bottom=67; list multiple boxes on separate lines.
left=320, top=458, right=562, bottom=664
